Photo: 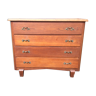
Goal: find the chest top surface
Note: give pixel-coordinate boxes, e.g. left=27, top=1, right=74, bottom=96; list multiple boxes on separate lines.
left=7, top=18, right=88, bottom=22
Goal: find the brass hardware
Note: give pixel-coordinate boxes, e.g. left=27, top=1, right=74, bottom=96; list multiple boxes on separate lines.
left=22, top=51, right=30, bottom=53
left=23, top=61, right=26, bottom=64
left=22, top=27, right=30, bottom=30
left=64, top=51, right=72, bottom=54
left=22, top=51, right=24, bottom=53
left=23, top=61, right=31, bottom=64
left=65, top=40, right=68, bottom=42
left=65, top=40, right=73, bottom=42
left=65, top=28, right=68, bottom=30
left=65, top=27, right=74, bottom=31
left=63, top=62, right=71, bottom=65
left=64, top=62, right=66, bottom=64
left=71, top=40, right=73, bottom=42
left=22, top=39, right=30, bottom=42
left=28, top=51, right=30, bottom=53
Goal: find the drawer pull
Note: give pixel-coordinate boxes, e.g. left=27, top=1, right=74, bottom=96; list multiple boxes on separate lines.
left=65, top=27, right=74, bottom=31
left=22, top=39, right=30, bottom=42
left=22, top=27, right=30, bottom=30
left=23, top=61, right=31, bottom=64
left=64, top=51, right=72, bottom=54
left=65, top=40, right=73, bottom=42
left=22, top=51, right=30, bottom=53
left=63, top=62, right=71, bottom=65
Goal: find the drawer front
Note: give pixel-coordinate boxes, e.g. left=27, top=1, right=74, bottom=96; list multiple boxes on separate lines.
left=15, top=47, right=80, bottom=58
left=12, top=22, right=84, bottom=34
left=14, top=35, right=81, bottom=46
left=16, top=57, right=79, bottom=68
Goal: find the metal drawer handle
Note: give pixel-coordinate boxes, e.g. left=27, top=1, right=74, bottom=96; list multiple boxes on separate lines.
left=22, top=39, right=30, bottom=42
left=23, top=61, right=31, bottom=64
left=63, top=62, right=71, bottom=65
left=22, top=51, right=30, bottom=53
left=22, top=27, right=30, bottom=30
left=64, top=51, right=72, bottom=54
left=65, top=27, right=74, bottom=31
left=65, top=40, right=73, bottom=42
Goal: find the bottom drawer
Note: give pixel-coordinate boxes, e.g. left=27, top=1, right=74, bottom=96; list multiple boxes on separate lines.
left=16, top=57, right=79, bottom=68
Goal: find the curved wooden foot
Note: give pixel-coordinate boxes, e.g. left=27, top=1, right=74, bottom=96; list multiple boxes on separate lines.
left=19, top=69, right=24, bottom=77
left=70, top=70, right=75, bottom=77
left=18, top=71, right=25, bottom=78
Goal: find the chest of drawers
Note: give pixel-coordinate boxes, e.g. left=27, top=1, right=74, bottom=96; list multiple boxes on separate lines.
left=8, top=18, right=88, bottom=77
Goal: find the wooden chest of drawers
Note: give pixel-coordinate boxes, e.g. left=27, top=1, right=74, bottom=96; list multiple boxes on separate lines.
left=8, top=18, right=88, bottom=77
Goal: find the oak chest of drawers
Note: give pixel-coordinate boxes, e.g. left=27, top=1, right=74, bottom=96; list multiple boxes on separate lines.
left=8, top=18, right=88, bottom=77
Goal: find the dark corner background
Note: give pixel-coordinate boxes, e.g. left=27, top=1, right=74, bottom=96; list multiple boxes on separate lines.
left=3, top=5, right=91, bottom=81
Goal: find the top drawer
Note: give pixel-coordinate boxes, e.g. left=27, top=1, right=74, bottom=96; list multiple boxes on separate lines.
left=12, top=22, right=84, bottom=35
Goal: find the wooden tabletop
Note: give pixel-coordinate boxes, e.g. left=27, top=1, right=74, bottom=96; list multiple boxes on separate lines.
left=7, top=18, right=88, bottom=22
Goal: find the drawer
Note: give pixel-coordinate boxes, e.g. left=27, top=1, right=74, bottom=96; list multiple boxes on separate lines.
left=12, top=22, right=84, bottom=34
left=14, top=35, right=81, bottom=46
left=16, top=57, right=79, bottom=68
left=15, top=47, right=80, bottom=58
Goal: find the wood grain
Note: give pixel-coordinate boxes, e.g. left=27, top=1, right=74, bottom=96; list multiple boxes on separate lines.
left=15, top=46, right=80, bottom=58
left=16, top=67, right=79, bottom=71
left=14, top=35, right=82, bottom=46
left=9, top=20, right=87, bottom=77
left=70, top=70, right=75, bottom=77
left=8, top=18, right=88, bottom=22
left=16, top=57, right=79, bottom=68
left=12, top=22, right=84, bottom=34
left=11, top=22, right=17, bottom=70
